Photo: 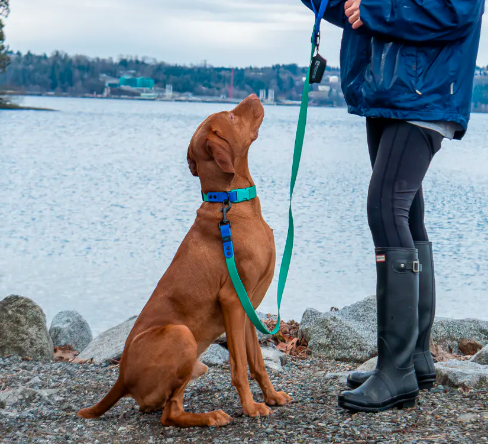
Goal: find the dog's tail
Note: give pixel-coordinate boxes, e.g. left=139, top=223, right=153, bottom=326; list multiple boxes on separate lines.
left=77, top=378, right=126, bottom=419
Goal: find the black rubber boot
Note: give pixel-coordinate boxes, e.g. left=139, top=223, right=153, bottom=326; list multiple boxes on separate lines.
left=346, top=242, right=436, bottom=391
left=338, top=248, right=420, bottom=412
left=412, top=241, right=437, bottom=389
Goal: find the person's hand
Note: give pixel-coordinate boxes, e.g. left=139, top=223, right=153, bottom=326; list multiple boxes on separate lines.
left=345, top=0, right=364, bottom=29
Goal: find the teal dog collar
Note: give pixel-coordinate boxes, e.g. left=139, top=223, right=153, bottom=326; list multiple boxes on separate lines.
left=202, top=186, right=257, bottom=203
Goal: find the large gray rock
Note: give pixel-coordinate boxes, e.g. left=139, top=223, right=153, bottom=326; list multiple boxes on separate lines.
left=471, top=345, right=488, bottom=365
left=299, top=296, right=377, bottom=362
left=300, top=295, right=488, bottom=362
left=261, top=346, right=286, bottom=372
left=431, top=318, right=488, bottom=354
left=200, top=344, right=230, bottom=366
left=77, top=316, right=137, bottom=363
left=0, top=295, right=54, bottom=360
left=49, top=310, right=92, bottom=351
left=435, top=360, right=488, bottom=389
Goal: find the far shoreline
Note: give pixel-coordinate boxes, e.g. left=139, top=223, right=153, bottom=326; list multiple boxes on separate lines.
left=0, top=102, right=56, bottom=111
left=1, top=92, right=344, bottom=108
left=4, top=94, right=488, bottom=114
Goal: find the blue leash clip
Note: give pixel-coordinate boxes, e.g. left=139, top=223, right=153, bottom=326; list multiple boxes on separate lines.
left=219, top=223, right=234, bottom=259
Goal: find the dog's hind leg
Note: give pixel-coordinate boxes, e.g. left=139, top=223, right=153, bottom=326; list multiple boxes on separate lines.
left=78, top=377, right=127, bottom=419
left=125, top=324, right=230, bottom=427
left=160, top=381, right=232, bottom=427
left=245, top=320, right=292, bottom=407
left=123, top=325, right=198, bottom=413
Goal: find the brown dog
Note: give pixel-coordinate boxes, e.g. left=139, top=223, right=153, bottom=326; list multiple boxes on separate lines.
left=77, top=94, right=292, bottom=427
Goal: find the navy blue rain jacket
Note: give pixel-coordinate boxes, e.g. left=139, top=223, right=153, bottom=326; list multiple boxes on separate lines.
left=301, top=0, right=485, bottom=139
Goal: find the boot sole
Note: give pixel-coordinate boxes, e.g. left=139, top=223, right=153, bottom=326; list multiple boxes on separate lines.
left=338, top=391, right=419, bottom=413
left=347, top=375, right=436, bottom=391
left=418, top=378, right=436, bottom=391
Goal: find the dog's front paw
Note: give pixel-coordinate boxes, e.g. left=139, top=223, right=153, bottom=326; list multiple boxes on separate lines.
left=265, top=390, right=293, bottom=406
left=243, top=402, right=272, bottom=417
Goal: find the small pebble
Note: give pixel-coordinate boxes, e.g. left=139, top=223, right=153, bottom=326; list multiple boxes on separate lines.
left=457, top=413, right=478, bottom=423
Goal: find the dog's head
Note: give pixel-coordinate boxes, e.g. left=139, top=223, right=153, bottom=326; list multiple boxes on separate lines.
left=187, top=94, right=264, bottom=185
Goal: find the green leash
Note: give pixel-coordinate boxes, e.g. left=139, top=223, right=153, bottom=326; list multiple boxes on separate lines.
left=214, top=39, right=317, bottom=335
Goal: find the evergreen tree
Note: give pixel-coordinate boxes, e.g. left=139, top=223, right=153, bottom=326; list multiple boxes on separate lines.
left=0, top=0, right=9, bottom=73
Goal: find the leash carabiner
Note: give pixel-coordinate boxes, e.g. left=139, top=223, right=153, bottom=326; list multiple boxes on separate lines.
left=313, top=27, right=320, bottom=51
left=219, top=199, right=232, bottom=227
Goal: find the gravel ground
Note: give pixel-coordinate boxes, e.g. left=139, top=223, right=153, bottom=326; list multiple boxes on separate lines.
left=1, top=355, right=488, bottom=443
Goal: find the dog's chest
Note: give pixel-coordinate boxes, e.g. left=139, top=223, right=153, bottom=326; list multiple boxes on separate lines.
left=233, top=221, right=275, bottom=272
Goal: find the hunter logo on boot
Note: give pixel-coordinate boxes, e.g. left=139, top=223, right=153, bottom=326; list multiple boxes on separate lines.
left=376, top=255, right=386, bottom=262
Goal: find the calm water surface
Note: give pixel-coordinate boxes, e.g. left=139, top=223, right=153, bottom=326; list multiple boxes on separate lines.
left=2, top=96, right=488, bottom=335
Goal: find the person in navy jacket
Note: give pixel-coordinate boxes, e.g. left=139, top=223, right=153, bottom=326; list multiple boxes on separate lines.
left=301, top=0, right=485, bottom=412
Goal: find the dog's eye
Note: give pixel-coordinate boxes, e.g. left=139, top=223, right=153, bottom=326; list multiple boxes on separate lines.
left=229, top=113, right=235, bottom=121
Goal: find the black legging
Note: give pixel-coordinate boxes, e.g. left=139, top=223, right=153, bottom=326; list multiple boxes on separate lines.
left=366, top=118, right=443, bottom=249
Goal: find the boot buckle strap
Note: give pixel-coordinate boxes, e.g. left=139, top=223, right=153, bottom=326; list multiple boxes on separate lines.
left=395, top=260, right=421, bottom=273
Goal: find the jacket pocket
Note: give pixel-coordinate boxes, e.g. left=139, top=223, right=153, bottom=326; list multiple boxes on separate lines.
left=361, top=38, right=418, bottom=109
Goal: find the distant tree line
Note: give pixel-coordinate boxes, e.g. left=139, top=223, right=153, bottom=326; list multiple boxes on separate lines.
left=0, top=51, right=343, bottom=102
left=2, top=50, right=487, bottom=109
left=0, top=0, right=9, bottom=104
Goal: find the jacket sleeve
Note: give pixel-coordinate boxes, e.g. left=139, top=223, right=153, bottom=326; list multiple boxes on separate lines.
left=301, top=0, right=347, bottom=29
left=359, top=0, right=485, bottom=42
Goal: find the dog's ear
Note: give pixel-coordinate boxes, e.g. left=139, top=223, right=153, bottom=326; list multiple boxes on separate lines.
left=207, top=132, right=235, bottom=175
left=187, top=152, right=198, bottom=177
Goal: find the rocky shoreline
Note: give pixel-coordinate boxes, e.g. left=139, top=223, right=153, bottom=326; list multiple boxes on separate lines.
left=1, top=294, right=488, bottom=443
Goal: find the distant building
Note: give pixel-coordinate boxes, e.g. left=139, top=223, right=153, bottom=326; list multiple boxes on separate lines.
left=119, top=76, right=155, bottom=89
left=267, top=89, right=275, bottom=103
left=101, top=74, right=158, bottom=99
left=259, top=89, right=275, bottom=104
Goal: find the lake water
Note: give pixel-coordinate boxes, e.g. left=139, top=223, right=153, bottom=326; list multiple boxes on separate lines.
left=2, top=96, right=488, bottom=336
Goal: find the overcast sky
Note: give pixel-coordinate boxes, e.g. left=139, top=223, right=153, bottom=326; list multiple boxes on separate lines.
left=6, top=0, right=488, bottom=68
